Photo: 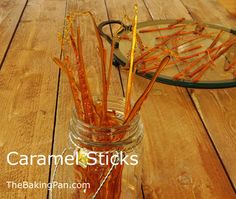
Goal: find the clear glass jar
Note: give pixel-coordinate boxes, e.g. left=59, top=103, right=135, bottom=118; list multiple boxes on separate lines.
left=69, top=96, right=144, bottom=199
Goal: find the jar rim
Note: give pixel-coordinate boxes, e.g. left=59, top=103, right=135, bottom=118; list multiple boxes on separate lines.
left=69, top=97, right=143, bottom=149
left=71, top=96, right=140, bottom=133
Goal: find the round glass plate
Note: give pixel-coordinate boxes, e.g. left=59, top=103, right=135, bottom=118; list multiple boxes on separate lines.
left=99, top=19, right=236, bottom=88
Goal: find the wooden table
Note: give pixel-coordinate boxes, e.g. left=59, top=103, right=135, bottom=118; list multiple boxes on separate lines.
left=0, top=0, right=236, bottom=198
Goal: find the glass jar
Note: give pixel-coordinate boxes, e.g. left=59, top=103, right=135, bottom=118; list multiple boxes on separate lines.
left=69, top=96, right=144, bottom=199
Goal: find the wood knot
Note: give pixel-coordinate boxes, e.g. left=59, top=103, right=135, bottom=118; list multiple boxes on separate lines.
left=177, top=174, right=193, bottom=185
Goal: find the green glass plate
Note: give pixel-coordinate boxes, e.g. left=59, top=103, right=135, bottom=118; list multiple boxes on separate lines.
left=98, top=19, right=236, bottom=88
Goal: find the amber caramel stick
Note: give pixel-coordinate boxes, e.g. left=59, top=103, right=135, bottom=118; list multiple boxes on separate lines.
left=124, top=56, right=170, bottom=124
left=191, top=41, right=236, bottom=82
left=53, top=57, right=83, bottom=118
left=168, top=18, right=185, bottom=27
left=124, top=4, right=138, bottom=119
left=180, top=45, right=203, bottom=54
left=76, top=27, right=96, bottom=124
left=88, top=12, right=108, bottom=121
left=139, top=24, right=186, bottom=33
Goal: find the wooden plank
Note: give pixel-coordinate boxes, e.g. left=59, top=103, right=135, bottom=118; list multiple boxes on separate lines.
left=177, top=0, right=236, bottom=189
left=218, top=0, right=236, bottom=15
left=106, top=0, right=236, bottom=198
left=0, top=0, right=28, bottom=68
left=179, top=0, right=236, bottom=25
left=0, top=0, right=67, bottom=198
left=50, top=0, right=124, bottom=198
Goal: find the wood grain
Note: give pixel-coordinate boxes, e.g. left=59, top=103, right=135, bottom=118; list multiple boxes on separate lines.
left=180, top=0, right=236, bottom=25
left=218, top=0, right=236, bottom=15
left=0, top=0, right=235, bottom=198
left=106, top=0, right=236, bottom=198
left=0, top=0, right=28, bottom=68
left=178, top=0, right=236, bottom=189
left=50, top=0, right=123, bottom=198
left=0, top=0, right=66, bottom=198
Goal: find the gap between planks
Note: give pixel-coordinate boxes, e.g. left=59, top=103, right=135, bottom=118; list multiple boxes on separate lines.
left=106, top=0, right=236, bottom=198
left=46, top=0, right=68, bottom=198
left=0, top=0, right=29, bottom=70
left=143, top=0, right=236, bottom=192
left=0, top=0, right=68, bottom=197
left=144, top=0, right=235, bottom=194
left=177, top=0, right=236, bottom=191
